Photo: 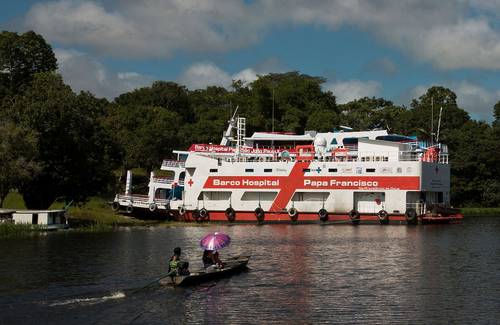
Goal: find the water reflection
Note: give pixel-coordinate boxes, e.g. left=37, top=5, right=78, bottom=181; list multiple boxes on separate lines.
left=0, top=219, right=499, bottom=324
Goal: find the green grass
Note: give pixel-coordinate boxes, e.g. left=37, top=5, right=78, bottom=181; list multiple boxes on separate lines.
left=460, top=207, right=500, bottom=217
left=0, top=223, right=42, bottom=239
left=67, top=197, right=150, bottom=226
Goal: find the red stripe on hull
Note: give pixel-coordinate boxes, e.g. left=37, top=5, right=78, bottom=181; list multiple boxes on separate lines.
left=176, top=211, right=463, bottom=223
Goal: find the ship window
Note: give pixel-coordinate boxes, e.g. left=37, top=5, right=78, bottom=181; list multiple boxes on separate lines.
left=328, top=168, right=337, bottom=172
left=264, top=169, right=272, bottom=172
left=292, top=192, right=329, bottom=202
left=302, top=168, right=310, bottom=173
left=397, top=167, right=402, bottom=173
left=245, top=169, right=254, bottom=173
left=209, top=169, right=218, bottom=173
left=198, top=191, right=231, bottom=201
left=241, top=192, right=278, bottom=201
left=366, top=168, right=376, bottom=173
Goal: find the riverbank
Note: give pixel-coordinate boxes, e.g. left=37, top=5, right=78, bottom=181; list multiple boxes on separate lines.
left=0, top=194, right=207, bottom=239
left=460, top=207, right=500, bottom=217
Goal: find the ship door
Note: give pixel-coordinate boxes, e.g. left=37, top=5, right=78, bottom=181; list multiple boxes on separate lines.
left=354, top=192, right=385, bottom=213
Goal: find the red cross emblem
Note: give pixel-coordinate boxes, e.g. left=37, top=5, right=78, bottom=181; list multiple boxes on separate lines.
left=188, top=179, right=194, bottom=187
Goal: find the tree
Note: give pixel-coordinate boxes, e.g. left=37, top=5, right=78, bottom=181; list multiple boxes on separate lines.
left=408, top=86, right=470, bottom=141
left=115, top=81, right=192, bottom=122
left=493, top=100, right=500, bottom=128
left=305, top=109, right=341, bottom=132
left=248, top=72, right=336, bottom=134
left=0, top=122, right=40, bottom=207
left=0, top=31, right=57, bottom=97
left=103, top=104, right=182, bottom=170
left=2, top=73, right=114, bottom=209
left=338, top=97, right=400, bottom=131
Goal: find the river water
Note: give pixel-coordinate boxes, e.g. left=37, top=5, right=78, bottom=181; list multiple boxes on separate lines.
left=1, top=217, right=499, bottom=324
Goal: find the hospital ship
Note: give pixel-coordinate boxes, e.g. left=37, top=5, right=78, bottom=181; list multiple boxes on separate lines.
left=113, top=111, right=463, bottom=224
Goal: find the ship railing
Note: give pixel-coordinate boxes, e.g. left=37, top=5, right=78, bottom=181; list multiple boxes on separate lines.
left=116, top=194, right=171, bottom=205
left=161, top=160, right=186, bottom=168
left=217, top=151, right=449, bottom=163
left=116, top=194, right=150, bottom=204
left=152, top=177, right=175, bottom=184
left=151, top=177, right=184, bottom=186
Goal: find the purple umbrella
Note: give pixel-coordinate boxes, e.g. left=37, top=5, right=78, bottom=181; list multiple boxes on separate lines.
left=200, top=232, right=231, bottom=251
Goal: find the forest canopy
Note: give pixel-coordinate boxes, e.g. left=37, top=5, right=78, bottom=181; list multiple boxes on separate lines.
left=1, top=31, right=499, bottom=209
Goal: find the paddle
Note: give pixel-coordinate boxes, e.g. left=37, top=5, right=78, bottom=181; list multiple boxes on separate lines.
left=130, top=271, right=175, bottom=294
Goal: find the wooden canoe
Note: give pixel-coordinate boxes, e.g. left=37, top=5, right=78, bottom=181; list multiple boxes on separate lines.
left=160, top=255, right=250, bottom=286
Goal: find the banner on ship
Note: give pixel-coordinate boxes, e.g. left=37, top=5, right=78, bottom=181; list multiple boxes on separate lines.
left=204, top=176, right=420, bottom=190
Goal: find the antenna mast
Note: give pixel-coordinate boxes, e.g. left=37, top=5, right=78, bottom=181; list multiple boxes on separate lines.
left=436, top=106, right=443, bottom=143
left=431, top=96, right=434, bottom=145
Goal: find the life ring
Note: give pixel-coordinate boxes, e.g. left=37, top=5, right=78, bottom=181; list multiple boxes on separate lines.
left=378, top=209, right=389, bottom=225
left=288, top=207, right=298, bottom=222
left=178, top=206, right=186, bottom=216
left=192, top=209, right=201, bottom=222
left=111, top=202, right=120, bottom=212
left=348, top=210, right=360, bottom=225
left=126, top=204, right=133, bottom=214
left=225, top=207, right=236, bottom=222
left=405, top=208, right=418, bottom=225
left=148, top=203, right=157, bottom=212
left=318, top=208, right=328, bottom=222
left=199, top=208, right=209, bottom=221
left=255, top=207, right=265, bottom=222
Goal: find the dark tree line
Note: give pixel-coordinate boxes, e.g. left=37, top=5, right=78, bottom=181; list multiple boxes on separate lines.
left=1, top=31, right=499, bottom=209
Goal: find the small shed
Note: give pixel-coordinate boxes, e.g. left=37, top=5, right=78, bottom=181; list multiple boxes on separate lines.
left=0, top=209, right=15, bottom=223
left=12, top=210, right=67, bottom=228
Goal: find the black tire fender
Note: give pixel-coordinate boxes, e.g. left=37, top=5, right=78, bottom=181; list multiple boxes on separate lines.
left=318, top=208, right=328, bottom=222
left=225, top=207, right=236, bottom=222
left=349, top=210, right=360, bottom=225
left=405, top=208, right=418, bottom=225
left=255, top=207, right=265, bottom=222
left=112, top=202, right=120, bottom=212
left=199, top=208, right=209, bottom=221
left=288, top=207, right=298, bottom=221
left=378, top=209, right=389, bottom=224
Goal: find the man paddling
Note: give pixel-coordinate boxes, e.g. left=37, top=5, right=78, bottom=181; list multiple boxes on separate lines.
left=168, top=247, right=190, bottom=276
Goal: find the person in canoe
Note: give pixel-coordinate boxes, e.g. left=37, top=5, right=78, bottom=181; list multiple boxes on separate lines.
left=168, top=247, right=190, bottom=276
left=202, top=249, right=223, bottom=269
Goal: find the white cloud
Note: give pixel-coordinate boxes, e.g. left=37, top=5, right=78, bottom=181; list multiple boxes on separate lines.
left=179, top=62, right=232, bottom=90
left=25, top=0, right=264, bottom=58
left=24, top=1, right=500, bottom=70
left=54, top=48, right=153, bottom=99
left=454, top=82, right=500, bottom=121
left=232, top=68, right=258, bottom=85
left=325, top=80, right=382, bottom=104
left=179, top=63, right=261, bottom=90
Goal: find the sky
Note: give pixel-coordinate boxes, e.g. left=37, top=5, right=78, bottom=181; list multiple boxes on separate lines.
left=2, top=0, right=500, bottom=121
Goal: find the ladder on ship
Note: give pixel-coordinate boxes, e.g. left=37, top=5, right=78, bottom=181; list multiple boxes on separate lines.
left=236, top=117, right=246, bottom=155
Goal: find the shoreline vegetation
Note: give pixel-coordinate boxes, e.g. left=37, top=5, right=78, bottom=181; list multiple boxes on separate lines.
left=1, top=192, right=499, bottom=239
left=0, top=193, right=208, bottom=239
